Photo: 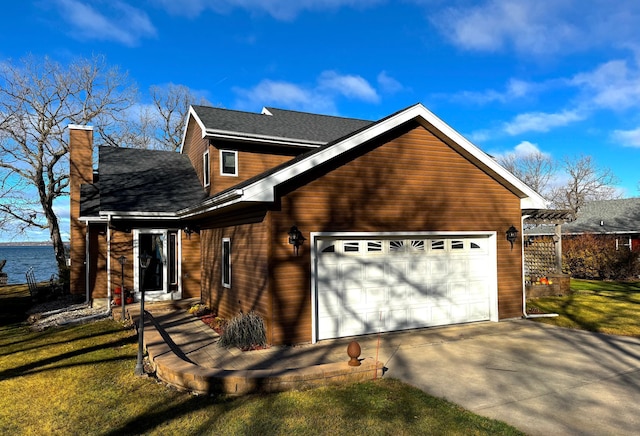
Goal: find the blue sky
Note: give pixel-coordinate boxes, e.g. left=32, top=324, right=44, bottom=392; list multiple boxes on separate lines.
left=2, top=0, right=640, bottom=241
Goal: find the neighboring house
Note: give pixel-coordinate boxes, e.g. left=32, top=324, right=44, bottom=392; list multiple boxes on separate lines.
left=69, top=103, right=548, bottom=345
left=562, top=198, right=640, bottom=251
left=525, top=198, right=640, bottom=250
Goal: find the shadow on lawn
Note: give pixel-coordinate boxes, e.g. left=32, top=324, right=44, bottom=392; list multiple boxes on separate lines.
left=0, top=333, right=137, bottom=381
left=0, top=287, right=32, bottom=325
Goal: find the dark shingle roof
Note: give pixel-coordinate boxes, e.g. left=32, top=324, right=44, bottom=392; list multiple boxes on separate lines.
left=80, top=183, right=101, bottom=217
left=97, top=147, right=206, bottom=214
left=562, top=198, right=640, bottom=234
left=192, top=105, right=372, bottom=144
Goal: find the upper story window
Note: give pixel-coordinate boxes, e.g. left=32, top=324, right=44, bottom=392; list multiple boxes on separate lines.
left=220, top=150, right=238, bottom=176
left=203, top=150, right=210, bottom=187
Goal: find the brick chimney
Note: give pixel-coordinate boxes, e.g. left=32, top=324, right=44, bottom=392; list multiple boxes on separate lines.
left=68, top=125, right=94, bottom=296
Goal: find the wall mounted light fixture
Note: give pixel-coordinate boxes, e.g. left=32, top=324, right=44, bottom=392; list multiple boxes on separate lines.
left=288, top=225, right=306, bottom=256
left=506, top=225, right=518, bottom=250
left=183, top=225, right=200, bottom=239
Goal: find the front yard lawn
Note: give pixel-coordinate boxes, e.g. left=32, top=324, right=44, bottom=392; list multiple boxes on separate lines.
left=527, top=279, right=640, bottom=337
left=0, top=284, right=523, bottom=435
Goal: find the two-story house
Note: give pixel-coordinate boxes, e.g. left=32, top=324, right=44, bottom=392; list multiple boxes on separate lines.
left=70, top=103, right=547, bottom=344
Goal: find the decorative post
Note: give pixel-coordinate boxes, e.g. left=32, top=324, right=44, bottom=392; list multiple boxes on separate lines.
left=135, top=252, right=152, bottom=376
left=554, top=224, right=562, bottom=273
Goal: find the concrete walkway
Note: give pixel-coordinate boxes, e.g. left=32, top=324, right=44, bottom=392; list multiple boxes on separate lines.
left=141, top=305, right=640, bottom=435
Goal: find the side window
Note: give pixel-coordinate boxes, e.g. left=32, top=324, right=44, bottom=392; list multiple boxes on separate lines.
left=203, top=150, right=210, bottom=187
left=222, top=238, right=231, bottom=288
left=220, top=150, right=238, bottom=176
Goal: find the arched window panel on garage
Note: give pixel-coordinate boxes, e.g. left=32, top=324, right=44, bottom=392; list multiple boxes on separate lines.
left=389, top=240, right=406, bottom=252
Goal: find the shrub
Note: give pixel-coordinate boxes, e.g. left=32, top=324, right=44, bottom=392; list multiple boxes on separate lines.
left=563, top=234, right=640, bottom=280
left=206, top=316, right=227, bottom=334
left=188, top=303, right=210, bottom=317
left=218, top=311, right=267, bottom=350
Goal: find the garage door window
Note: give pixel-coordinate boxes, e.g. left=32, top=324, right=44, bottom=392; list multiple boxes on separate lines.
left=411, top=240, right=426, bottom=251
left=389, top=240, right=405, bottom=252
left=367, top=241, right=383, bottom=252
left=431, top=240, right=445, bottom=251
left=451, top=240, right=464, bottom=250
left=344, top=241, right=360, bottom=252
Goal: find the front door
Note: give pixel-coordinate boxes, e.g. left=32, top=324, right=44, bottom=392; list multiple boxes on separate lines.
left=134, top=229, right=180, bottom=301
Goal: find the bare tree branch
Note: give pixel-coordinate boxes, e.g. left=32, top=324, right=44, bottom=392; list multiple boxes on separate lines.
left=498, top=150, right=556, bottom=195
left=0, top=54, right=136, bottom=273
left=549, top=155, right=619, bottom=216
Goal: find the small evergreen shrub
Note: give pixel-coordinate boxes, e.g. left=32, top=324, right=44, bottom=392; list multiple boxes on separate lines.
left=218, top=311, right=267, bottom=350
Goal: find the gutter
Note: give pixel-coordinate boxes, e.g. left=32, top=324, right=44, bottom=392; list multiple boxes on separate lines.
left=179, top=188, right=244, bottom=219
left=205, top=129, right=325, bottom=148
left=521, top=213, right=559, bottom=319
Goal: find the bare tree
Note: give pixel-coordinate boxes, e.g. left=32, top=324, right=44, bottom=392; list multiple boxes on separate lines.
left=0, top=55, right=136, bottom=275
left=550, top=155, right=619, bottom=217
left=498, top=150, right=556, bottom=195
left=150, top=84, right=209, bottom=151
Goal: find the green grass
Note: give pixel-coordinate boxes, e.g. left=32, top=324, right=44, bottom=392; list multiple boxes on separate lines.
left=0, top=284, right=523, bottom=435
left=527, top=279, right=640, bottom=336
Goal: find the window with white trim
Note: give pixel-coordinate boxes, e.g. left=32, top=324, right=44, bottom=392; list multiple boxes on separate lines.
left=220, top=150, right=238, bottom=176
left=222, top=238, right=231, bottom=288
left=203, top=150, right=210, bottom=187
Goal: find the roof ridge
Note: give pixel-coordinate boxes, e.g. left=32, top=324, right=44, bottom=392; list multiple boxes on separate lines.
left=263, top=106, right=373, bottom=122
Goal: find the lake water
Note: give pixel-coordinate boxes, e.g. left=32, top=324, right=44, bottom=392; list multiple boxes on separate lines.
left=0, top=245, right=59, bottom=284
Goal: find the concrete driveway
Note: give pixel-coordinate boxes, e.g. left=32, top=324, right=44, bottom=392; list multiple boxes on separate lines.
left=381, top=320, right=640, bottom=435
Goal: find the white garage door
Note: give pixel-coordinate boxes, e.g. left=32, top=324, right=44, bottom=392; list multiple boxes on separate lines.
left=315, top=235, right=496, bottom=340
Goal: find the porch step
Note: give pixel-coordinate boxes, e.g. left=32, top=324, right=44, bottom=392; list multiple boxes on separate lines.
left=113, top=297, right=200, bottom=321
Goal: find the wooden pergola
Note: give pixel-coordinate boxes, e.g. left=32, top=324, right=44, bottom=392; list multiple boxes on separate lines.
left=522, top=208, right=573, bottom=273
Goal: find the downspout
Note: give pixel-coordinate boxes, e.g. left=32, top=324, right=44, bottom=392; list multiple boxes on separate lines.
left=105, top=214, right=113, bottom=316
left=521, top=214, right=558, bottom=319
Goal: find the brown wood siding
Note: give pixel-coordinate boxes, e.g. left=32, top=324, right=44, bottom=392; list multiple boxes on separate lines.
left=108, top=231, right=134, bottom=298
left=200, top=216, right=272, bottom=339
left=87, top=224, right=108, bottom=300
left=181, top=232, right=201, bottom=299
left=183, top=117, right=210, bottom=194
left=267, top=124, right=524, bottom=344
left=69, top=127, right=93, bottom=296
left=209, top=146, right=294, bottom=194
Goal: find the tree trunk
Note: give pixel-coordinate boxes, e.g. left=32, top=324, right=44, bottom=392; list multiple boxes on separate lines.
left=44, top=202, right=68, bottom=286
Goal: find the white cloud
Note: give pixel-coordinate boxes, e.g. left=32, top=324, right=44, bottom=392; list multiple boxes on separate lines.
left=570, top=59, right=640, bottom=111
left=611, top=128, right=640, bottom=148
left=432, top=0, right=640, bottom=56
left=233, top=80, right=336, bottom=113
left=151, top=0, right=382, bottom=20
left=489, top=140, right=546, bottom=160
left=513, top=140, right=544, bottom=156
left=53, top=0, right=156, bottom=46
left=377, top=71, right=404, bottom=94
left=233, top=71, right=381, bottom=113
left=451, top=78, right=540, bottom=105
left=318, top=71, right=379, bottom=103
left=503, top=110, right=585, bottom=135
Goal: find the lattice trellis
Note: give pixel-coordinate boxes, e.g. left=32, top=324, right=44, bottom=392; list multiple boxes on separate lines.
left=524, top=236, right=558, bottom=280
